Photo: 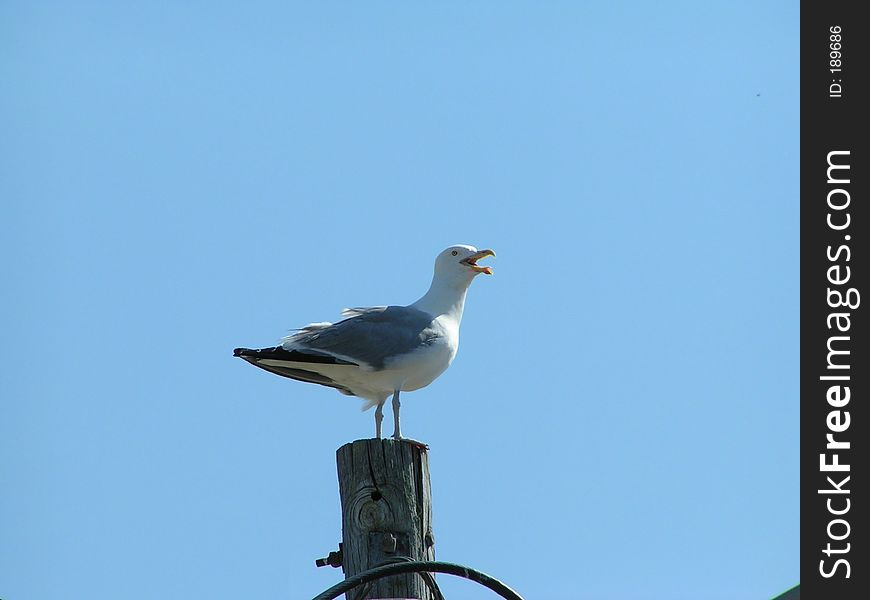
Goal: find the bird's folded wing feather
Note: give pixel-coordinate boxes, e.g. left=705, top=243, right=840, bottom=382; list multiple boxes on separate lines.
left=282, top=305, right=439, bottom=370
left=340, top=306, right=387, bottom=318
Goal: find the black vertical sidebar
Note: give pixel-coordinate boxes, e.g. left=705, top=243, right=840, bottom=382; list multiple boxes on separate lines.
left=801, top=3, right=867, bottom=599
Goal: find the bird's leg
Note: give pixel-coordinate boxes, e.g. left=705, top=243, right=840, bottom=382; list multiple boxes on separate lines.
left=391, top=390, right=402, bottom=440
left=375, top=403, right=384, bottom=439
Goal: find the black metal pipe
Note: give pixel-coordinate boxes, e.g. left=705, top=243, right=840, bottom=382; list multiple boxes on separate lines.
left=311, top=560, right=525, bottom=600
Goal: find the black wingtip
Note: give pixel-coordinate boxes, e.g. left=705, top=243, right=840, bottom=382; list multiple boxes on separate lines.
left=234, top=346, right=278, bottom=359
left=232, top=345, right=357, bottom=366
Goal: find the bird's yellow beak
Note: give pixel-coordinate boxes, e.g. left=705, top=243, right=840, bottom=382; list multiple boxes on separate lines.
left=460, top=249, right=496, bottom=275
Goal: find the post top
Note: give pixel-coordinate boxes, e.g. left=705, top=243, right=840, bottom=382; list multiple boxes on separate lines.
left=337, top=438, right=430, bottom=453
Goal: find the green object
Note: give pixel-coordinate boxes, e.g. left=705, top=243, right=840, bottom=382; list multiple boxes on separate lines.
left=771, top=583, right=799, bottom=600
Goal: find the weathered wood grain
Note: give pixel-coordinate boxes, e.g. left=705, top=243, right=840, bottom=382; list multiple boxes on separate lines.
left=336, top=439, right=435, bottom=600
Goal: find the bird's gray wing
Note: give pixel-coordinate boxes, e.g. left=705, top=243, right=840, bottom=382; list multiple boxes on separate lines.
left=282, top=306, right=439, bottom=369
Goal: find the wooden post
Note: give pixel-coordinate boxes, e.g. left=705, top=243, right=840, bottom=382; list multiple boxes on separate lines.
left=336, top=439, right=436, bottom=600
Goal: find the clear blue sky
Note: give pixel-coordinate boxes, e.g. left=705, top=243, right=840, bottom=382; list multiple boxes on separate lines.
left=1, top=2, right=798, bottom=599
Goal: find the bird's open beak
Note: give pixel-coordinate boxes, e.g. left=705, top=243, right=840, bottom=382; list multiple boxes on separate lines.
left=461, top=249, right=496, bottom=275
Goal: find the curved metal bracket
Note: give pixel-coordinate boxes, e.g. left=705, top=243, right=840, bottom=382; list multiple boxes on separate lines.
left=311, top=559, right=525, bottom=600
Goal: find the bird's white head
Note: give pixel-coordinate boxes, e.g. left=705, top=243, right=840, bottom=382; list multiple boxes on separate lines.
left=412, top=244, right=495, bottom=316
left=434, top=244, right=496, bottom=283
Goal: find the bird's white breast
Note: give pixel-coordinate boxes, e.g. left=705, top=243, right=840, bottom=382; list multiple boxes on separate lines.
left=383, top=315, right=458, bottom=392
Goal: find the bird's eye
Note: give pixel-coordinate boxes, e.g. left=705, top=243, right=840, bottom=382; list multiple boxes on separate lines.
left=451, top=250, right=458, bottom=256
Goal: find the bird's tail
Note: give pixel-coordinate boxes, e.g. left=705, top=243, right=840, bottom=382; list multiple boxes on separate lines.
left=232, top=346, right=357, bottom=396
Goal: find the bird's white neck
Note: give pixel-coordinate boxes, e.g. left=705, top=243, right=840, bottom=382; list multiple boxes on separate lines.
left=411, top=274, right=472, bottom=321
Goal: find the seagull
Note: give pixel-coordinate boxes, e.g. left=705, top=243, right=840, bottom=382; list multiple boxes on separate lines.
left=233, top=244, right=495, bottom=440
